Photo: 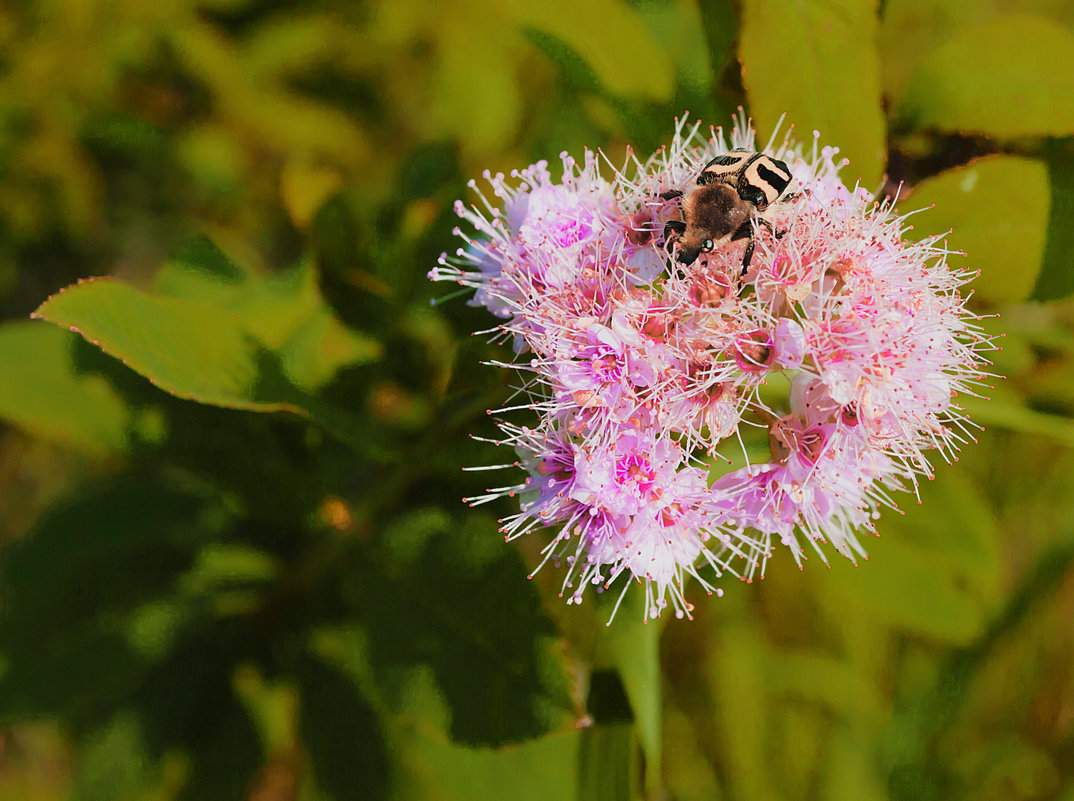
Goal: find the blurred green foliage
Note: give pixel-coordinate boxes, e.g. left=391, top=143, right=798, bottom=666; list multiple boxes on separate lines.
left=0, top=0, right=1073, bottom=799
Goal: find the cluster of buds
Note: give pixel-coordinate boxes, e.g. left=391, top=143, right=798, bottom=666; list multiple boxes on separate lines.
left=430, top=115, right=990, bottom=621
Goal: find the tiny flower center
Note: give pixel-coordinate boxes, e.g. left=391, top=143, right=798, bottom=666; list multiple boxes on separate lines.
left=733, top=329, right=775, bottom=372
left=591, top=350, right=624, bottom=382
left=615, top=453, right=656, bottom=496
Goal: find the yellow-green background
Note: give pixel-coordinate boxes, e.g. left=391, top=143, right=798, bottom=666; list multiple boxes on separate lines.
left=1, top=1, right=1073, bottom=799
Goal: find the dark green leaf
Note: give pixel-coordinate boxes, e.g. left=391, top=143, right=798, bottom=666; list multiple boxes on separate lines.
left=740, top=0, right=886, bottom=187
left=353, top=514, right=573, bottom=746
left=131, top=620, right=264, bottom=801
left=0, top=628, right=144, bottom=726
left=0, top=477, right=223, bottom=723
left=172, top=236, right=246, bottom=286
left=0, top=477, right=214, bottom=627
left=696, top=0, right=738, bottom=85
left=1032, top=138, right=1074, bottom=300
left=297, top=654, right=390, bottom=801
left=179, top=689, right=263, bottom=801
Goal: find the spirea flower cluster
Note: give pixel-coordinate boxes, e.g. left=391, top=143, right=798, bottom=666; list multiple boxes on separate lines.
left=430, top=115, right=990, bottom=621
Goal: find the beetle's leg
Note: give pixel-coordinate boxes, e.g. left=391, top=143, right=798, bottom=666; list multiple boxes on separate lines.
left=661, top=220, right=688, bottom=277
left=728, top=221, right=756, bottom=277
left=659, top=189, right=684, bottom=203
left=741, top=235, right=757, bottom=276
left=663, top=219, right=686, bottom=243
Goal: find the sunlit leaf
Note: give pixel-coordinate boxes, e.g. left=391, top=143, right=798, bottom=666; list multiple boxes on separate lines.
left=899, top=157, right=1049, bottom=304
left=516, top=0, right=675, bottom=102
left=34, top=278, right=303, bottom=413
left=0, top=322, right=130, bottom=453
left=662, top=702, right=722, bottom=801
left=705, top=620, right=775, bottom=801
left=34, top=245, right=379, bottom=426
left=281, top=155, right=344, bottom=230
left=880, top=0, right=1074, bottom=108
left=740, top=0, right=886, bottom=187
left=156, top=238, right=382, bottom=390
left=170, top=19, right=372, bottom=166
left=768, top=651, right=886, bottom=724
left=897, top=14, right=1074, bottom=138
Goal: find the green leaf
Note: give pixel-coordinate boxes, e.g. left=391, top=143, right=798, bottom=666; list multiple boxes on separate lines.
left=179, top=689, right=263, bottom=801
left=514, top=0, right=675, bottom=102
left=640, top=0, right=722, bottom=99
left=70, top=714, right=154, bottom=801
left=705, top=620, right=776, bottom=801
left=157, top=239, right=382, bottom=390
left=593, top=590, right=661, bottom=795
left=899, top=157, right=1049, bottom=303
left=352, top=514, right=573, bottom=746
left=344, top=628, right=581, bottom=800
left=825, top=470, right=996, bottom=645
left=33, top=238, right=381, bottom=426
left=0, top=477, right=221, bottom=723
left=880, top=0, right=1074, bottom=109
left=739, top=0, right=886, bottom=188
left=577, top=670, right=638, bottom=801
left=897, top=14, right=1074, bottom=138
left=0, top=322, right=130, bottom=453
left=961, top=391, right=1074, bottom=448
left=0, top=477, right=214, bottom=630
left=1032, top=138, right=1074, bottom=300
left=662, top=702, right=723, bottom=801
left=33, top=278, right=305, bottom=413
left=296, top=654, right=390, bottom=801
left=768, top=651, right=886, bottom=724
left=397, top=725, right=583, bottom=801
left=696, top=0, right=738, bottom=87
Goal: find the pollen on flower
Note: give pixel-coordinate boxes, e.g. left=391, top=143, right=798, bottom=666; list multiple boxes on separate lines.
left=432, top=111, right=992, bottom=622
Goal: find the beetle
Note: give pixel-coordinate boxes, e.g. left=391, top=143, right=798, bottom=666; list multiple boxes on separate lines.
left=662, top=149, right=794, bottom=274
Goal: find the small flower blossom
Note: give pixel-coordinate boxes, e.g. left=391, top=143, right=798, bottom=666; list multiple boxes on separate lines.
left=434, top=113, right=991, bottom=621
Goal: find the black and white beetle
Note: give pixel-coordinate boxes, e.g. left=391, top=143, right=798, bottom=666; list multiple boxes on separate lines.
left=661, top=149, right=794, bottom=274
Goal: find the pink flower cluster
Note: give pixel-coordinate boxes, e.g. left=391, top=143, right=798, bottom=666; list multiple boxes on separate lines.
left=431, top=115, right=990, bottom=621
